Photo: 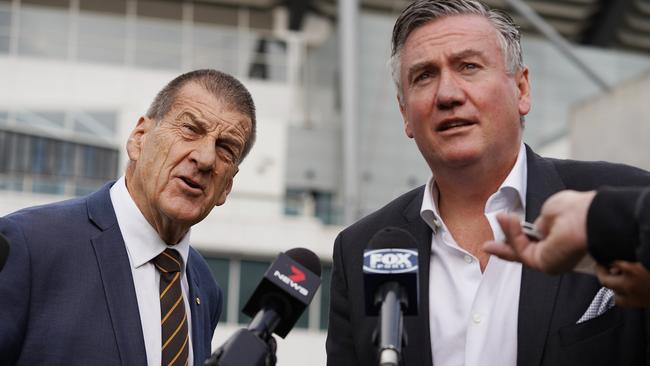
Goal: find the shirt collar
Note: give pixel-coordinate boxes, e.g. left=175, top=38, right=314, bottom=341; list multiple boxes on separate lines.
left=109, top=176, right=191, bottom=271
left=419, top=143, right=528, bottom=233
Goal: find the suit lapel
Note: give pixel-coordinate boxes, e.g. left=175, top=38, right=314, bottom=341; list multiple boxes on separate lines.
left=517, top=147, right=566, bottom=366
left=186, top=253, right=207, bottom=365
left=399, top=187, right=434, bottom=366
left=87, top=184, right=148, bottom=366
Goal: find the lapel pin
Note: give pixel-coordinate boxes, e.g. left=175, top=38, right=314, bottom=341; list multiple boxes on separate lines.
left=196, top=297, right=201, bottom=305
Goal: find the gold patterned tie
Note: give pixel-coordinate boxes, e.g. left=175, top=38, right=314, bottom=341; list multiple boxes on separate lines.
left=153, top=249, right=189, bottom=366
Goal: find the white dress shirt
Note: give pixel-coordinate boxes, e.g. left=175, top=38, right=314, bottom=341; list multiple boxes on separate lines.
left=421, top=143, right=527, bottom=366
left=110, top=176, right=194, bottom=366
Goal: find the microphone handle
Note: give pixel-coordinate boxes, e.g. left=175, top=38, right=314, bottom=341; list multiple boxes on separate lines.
left=377, top=282, right=405, bottom=366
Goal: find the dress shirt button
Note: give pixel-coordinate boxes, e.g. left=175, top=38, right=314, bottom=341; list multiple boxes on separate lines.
left=473, top=313, right=482, bottom=324
left=464, top=255, right=473, bottom=264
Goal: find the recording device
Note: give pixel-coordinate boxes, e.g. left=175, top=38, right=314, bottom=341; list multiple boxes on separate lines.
left=521, top=221, right=544, bottom=241
left=0, top=233, right=10, bottom=272
left=363, top=227, right=419, bottom=366
left=204, top=247, right=322, bottom=366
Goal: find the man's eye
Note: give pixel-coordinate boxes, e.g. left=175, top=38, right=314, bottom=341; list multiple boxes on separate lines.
left=217, top=144, right=237, bottom=161
left=182, top=124, right=199, bottom=134
left=413, top=72, right=432, bottom=84
left=462, top=63, right=479, bottom=71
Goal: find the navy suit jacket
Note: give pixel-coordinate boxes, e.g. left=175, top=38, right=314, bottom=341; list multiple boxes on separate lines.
left=327, top=146, right=650, bottom=366
left=0, top=182, right=223, bottom=366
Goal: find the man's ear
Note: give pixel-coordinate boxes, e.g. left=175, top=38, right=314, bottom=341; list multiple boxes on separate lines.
left=516, top=67, right=531, bottom=116
left=398, top=95, right=414, bottom=138
left=126, top=117, right=153, bottom=162
left=216, top=167, right=238, bottom=206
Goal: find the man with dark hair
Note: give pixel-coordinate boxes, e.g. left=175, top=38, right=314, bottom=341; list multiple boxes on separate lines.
left=326, top=1, right=650, bottom=366
left=0, top=69, right=256, bottom=366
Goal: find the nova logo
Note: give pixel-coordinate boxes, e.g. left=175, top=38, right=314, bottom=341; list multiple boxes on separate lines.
left=363, top=249, right=418, bottom=273
left=274, top=269, right=309, bottom=296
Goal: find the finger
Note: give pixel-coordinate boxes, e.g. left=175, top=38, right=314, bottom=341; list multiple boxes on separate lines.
left=596, top=267, right=628, bottom=293
left=495, top=213, right=530, bottom=253
left=494, top=213, right=546, bottom=269
left=483, top=240, right=519, bottom=261
left=611, top=260, right=646, bottom=275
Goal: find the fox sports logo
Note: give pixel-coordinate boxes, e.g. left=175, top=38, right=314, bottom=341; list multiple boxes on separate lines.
left=363, top=249, right=418, bottom=273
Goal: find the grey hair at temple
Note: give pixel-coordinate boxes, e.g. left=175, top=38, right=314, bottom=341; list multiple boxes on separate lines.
left=390, top=0, right=524, bottom=101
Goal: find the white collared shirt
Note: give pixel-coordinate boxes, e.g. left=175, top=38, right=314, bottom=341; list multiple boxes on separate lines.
left=110, top=176, right=194, bottom=366
left=421, top=143, right=527, bottom=366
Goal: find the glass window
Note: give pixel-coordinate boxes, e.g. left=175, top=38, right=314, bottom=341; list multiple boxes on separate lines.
left=0, top=128, right=119, bottom=195
left=15, top=110, right=65, bottom=130
left=77, top=11, right=126, bottom=65
left=238, top=259, right=271, bottom=324
left=320, top=266, right=332, bottom=330
left=294, top=301, right=309, bottom=329
left=192, top=24, right=240, bottom=75
left=135, top=16, right=182, bottom=70
left=203, top=256, right=230, bottom=323
left=18, top=2, right=69, bottom=59
left=0, top=4, right=10, bottom=54
left=72, top=110, right=118, bottom=138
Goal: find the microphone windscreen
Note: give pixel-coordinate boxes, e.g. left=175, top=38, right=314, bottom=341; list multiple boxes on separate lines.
left=286, top=247, right=322, bottom=277
left=363, top=227, right=419, bottom=316
left=0, top=233, right=9, bottom=272
left=367, top=227, right=418, bottom=250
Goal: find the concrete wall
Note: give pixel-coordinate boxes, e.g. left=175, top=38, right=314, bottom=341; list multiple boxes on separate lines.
left=570, top=71, right=650, bottom=171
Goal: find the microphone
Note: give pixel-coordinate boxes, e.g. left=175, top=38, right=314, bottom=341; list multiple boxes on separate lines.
left=205, top=247, right=322, bottom=366
left=363, top=227, right=419, bottom=366
left=0, top=233, right=9, bottom=272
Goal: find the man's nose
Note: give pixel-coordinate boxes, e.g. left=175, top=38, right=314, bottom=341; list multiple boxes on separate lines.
left=435, top=71, right=465, bottom=110
left=189, top=138, right=217, bottom=172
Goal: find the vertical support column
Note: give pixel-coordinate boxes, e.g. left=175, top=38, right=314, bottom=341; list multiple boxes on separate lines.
left=181, top=1, right=193, bottom=71
left=339, top=0, right=360, bottom=224
left=9, top=0, right=20, bottom=56
left=125, top=0, right=137, bottom=67
left=68, top=0, right=79, bottom=62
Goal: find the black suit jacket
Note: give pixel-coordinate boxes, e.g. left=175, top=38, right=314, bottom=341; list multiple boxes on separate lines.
left=327, top=146, right=650, bottom=366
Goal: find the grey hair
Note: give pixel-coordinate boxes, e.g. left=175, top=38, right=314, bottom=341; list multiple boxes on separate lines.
left=390, top=0, right=524, bottom=100
left=146, top=69, right=256, bottom=162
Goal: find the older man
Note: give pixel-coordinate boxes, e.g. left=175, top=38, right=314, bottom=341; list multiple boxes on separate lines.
left=326, top=1, right=650, bottom=366
left=0, top=69, right=255, bottom=366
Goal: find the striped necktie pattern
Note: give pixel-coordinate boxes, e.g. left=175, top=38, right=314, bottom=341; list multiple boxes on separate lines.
left=153, top=249, right=189, bottom=366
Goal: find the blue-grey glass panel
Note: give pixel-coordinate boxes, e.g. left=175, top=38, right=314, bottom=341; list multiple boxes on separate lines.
left=18, top=5, right=68, bottom=59
left=320, top=266, right=331, bottom=330
left=134, top=17, right=182, bottom=70
left=0, top=175, right=23, bottom=191
left=0, top=36, right=8, bottom=53
left=238, top=260, right=271, bottom=324
left=192, top=25, right=240, bottom=75
left=77, top=12, right=126, bottom=65
left=15, top=110, right=65, bottom=130
left=295, top=301, right=309, bottom=329
left=72, top=110, right=118, bottom=136
left=32, top=177, right=65, bottom=195
left=204, top=257, right=230, bottom=323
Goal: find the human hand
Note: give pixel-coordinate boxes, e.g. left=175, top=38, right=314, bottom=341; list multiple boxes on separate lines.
left=597, top=261, right=650, bottom=307
left=484, top=190, right=596, bottom=274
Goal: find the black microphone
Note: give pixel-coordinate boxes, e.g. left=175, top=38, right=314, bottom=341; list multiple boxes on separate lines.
left=363, top=227, right=419, bottom=366
left=205, top=247, right=322, bottom=366
left=0, top=233, right=9, bottom=272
